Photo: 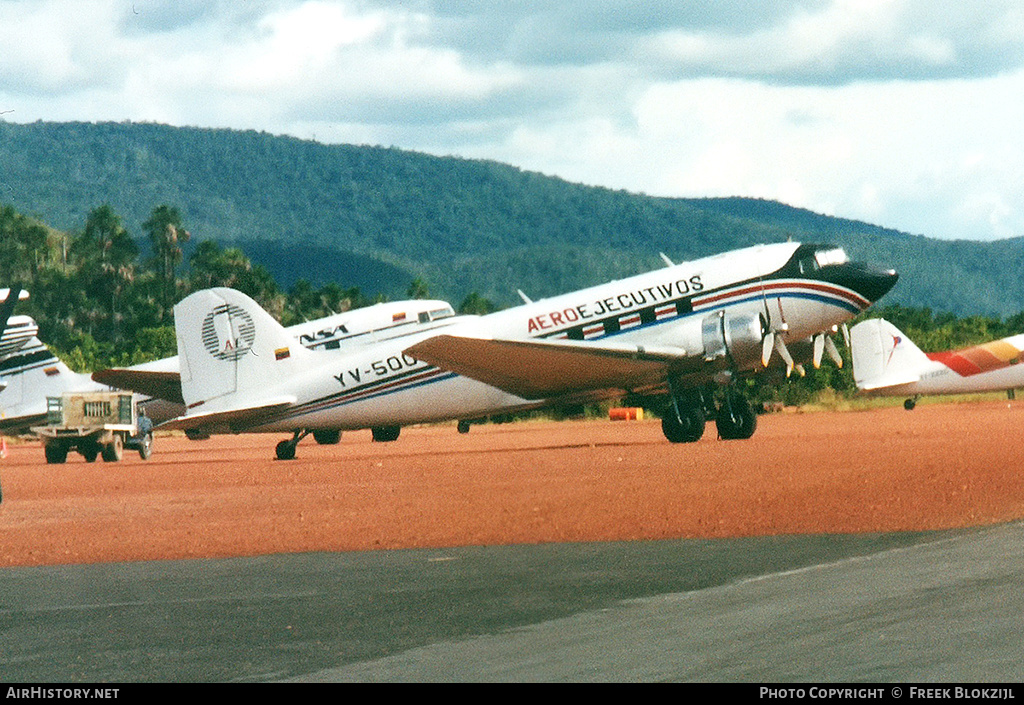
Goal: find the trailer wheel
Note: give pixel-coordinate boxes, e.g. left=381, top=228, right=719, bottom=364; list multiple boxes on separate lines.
left=44, top=443, right=68, bottom=464
left=101, top=434, right=124, bottom=462
left=81, top=442, right=100, bottom=463
left=138, top=433, right=153, bottom=460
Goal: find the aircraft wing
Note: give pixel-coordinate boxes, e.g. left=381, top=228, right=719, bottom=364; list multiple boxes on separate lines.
left=92, top=368, right=184, bottom=404
left=158, top=396, right=296, bottom=433
left=405, top=334, right=695, bottom=400
left=0, top=412, right=47, bottom=436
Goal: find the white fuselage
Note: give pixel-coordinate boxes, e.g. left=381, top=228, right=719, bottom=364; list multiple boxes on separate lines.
left=909, top=362, right=1024, bottom=395
left=238, top=243, right=875, bottom=432
left=1, top=300, right=458, bottom=432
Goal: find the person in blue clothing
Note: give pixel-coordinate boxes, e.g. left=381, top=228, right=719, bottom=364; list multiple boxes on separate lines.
left=137, top=406, right=153, bottom=437
left=135, top=406, right=154, bottom=460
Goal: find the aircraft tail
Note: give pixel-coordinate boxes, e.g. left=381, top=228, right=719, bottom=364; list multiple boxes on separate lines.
left=173, top=288, right=313, bottom=416
left=850, top=318, right=930, bottom=391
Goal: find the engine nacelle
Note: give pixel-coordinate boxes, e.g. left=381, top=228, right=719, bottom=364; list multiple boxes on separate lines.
left=701, top=311, right=766, bottom=370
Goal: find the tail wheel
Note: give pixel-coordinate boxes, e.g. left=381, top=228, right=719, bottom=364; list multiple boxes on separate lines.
left=275, top=430, right=309, bottom=460
left=275, top=440, right=297, bottom=461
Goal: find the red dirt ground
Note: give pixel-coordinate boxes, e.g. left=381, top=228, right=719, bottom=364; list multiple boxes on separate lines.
left=2, top=400, right=1023, bottom=567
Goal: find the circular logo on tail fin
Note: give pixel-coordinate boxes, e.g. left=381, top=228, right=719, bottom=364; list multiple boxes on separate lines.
left=202, top=304, right=256, bottom=361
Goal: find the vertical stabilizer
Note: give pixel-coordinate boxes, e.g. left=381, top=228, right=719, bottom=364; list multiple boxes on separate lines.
left=850, top=318, right=930, bottom=391
left=174, top=288, right=313, bottom=413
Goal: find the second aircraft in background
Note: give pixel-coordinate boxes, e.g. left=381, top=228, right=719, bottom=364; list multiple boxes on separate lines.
left=850, top=318, right=1024, bottom=409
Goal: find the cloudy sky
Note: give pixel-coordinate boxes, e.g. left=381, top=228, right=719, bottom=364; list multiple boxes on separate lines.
left=3, top=0, right=1024, bottom=241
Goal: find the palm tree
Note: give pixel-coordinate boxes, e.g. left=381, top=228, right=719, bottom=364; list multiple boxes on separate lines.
left=143, top=205, right=190, bottom=314
left=73, top=205, right=138, bottom=342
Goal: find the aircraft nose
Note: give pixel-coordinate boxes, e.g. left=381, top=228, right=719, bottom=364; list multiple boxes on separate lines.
left=833, top=262, right=899, bottom=304
left=815, top=260, right=898, bottom=306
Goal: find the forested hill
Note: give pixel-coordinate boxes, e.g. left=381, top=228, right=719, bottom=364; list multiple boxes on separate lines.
left=2, top=120, right=1022, bottom=317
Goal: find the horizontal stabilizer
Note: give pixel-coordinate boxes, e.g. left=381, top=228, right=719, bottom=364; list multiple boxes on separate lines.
left=92, top=368, right=184, bottom=404
left=856, top=370, right=922, bottom=392
left=405, top=334, right=690, bottom=399
left=158, top=396, right=296, bottom=433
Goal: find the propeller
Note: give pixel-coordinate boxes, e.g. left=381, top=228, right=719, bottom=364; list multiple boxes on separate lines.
left=762, top=327, right=797, bottom=377
left=812, top=332, right=844, bottom=369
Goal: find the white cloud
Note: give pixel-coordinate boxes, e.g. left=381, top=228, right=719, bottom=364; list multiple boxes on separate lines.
left=3, top=0, right=1024, bottom=240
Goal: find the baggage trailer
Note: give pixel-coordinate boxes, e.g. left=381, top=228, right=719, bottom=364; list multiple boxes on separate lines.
left=32, top=391, right=153, bottom=464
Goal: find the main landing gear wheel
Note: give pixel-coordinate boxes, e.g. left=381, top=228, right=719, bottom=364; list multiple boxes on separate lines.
left=313, top=429, right=341, bottom=445
left=371, top=425, right=401, bottom=442
left=904, top=398, right=918, bottom=411
left=661, top=402, right=706, bottom=443
left=715, top=394, right=757, bottom=440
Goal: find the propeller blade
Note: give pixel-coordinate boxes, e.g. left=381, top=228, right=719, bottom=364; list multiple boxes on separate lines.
left=775, top=335, right=795, bottom=377
left=825, top=335, right=843, bottom=368
left=761, top=331, right=775, bottom=367
left=841, top=323, right=850, bottom=348
left=813, top=334, right=825, bottom=369
left=795, top=364, right=806, bottom=377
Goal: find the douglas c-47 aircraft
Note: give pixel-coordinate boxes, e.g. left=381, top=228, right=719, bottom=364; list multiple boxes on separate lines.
left=1, top=298, right=457, bottom=437
left=161, top=242, right=898, bottom=459
left=851, top=318, right=1024, bottom=409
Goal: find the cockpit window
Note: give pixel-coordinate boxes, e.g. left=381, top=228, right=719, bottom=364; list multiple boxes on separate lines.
left=814, top=247, right=849, bottom=268
left=418, top=306, right=456, bottom=324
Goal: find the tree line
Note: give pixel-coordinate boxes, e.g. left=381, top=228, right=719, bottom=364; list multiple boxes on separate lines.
left=1, top=202, right=497, bottom=372
left=2, top=201, right=1022, bottom=403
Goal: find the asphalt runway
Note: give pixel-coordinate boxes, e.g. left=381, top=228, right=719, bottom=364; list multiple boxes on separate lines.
left=3, top=522, right=1024, bottom=682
